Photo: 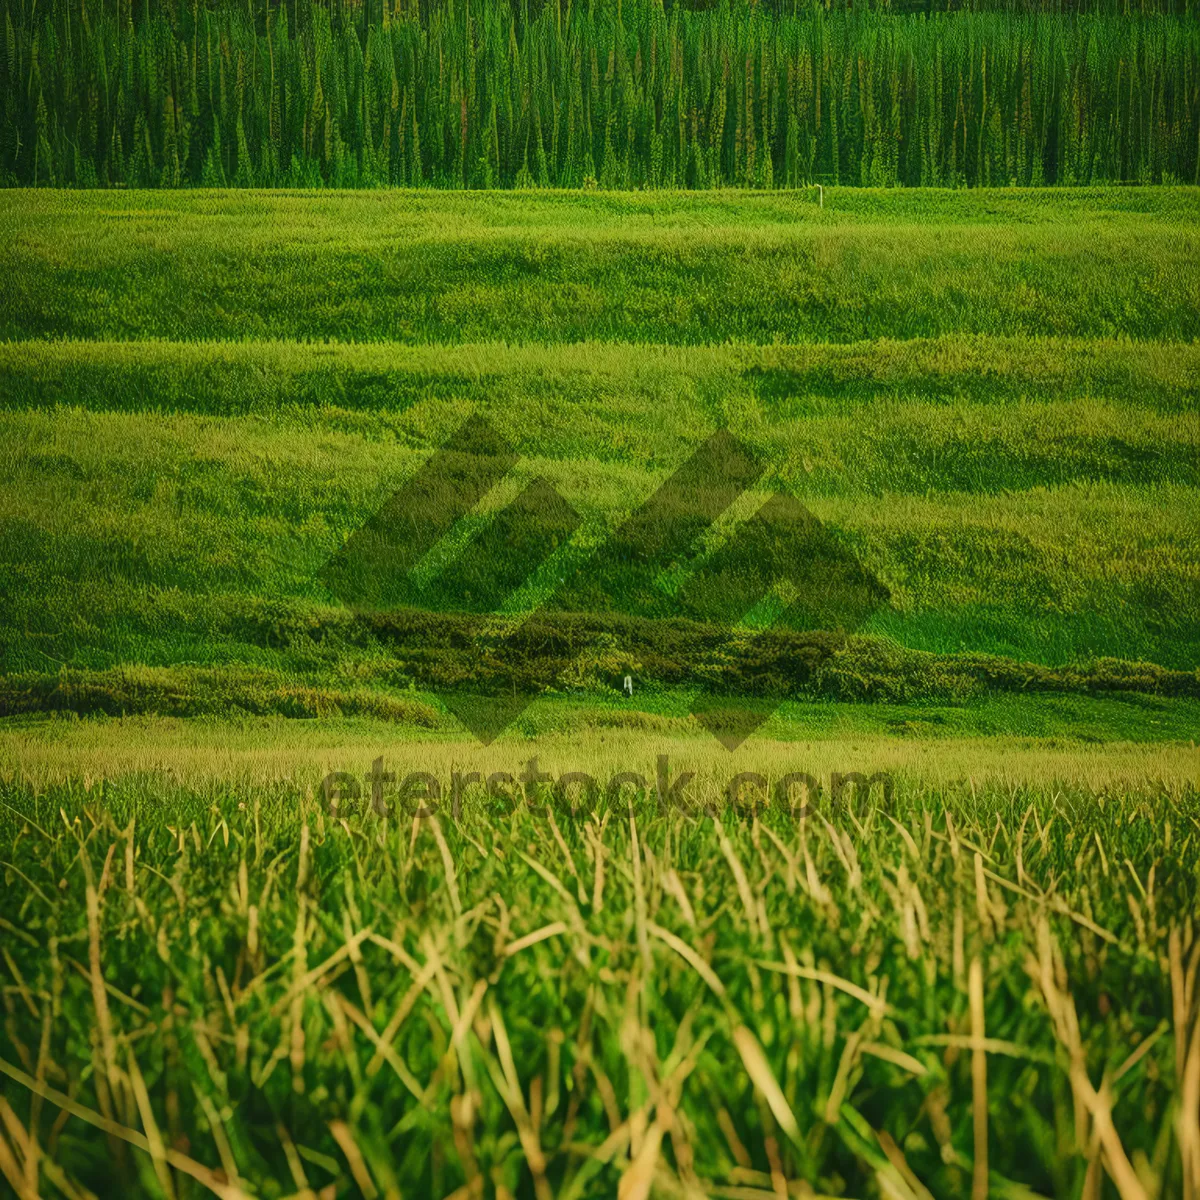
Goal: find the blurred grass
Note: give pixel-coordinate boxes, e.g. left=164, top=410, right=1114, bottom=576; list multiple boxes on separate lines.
left=0, top=762, right=1197, bottom=1197
left=1, top=713, right=1197, bottom=789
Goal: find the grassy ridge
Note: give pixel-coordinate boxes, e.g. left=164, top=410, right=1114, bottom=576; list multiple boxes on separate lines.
left=3, top=661, right=1199, bottom=746
left=4, top=189, right=1200, bottom=343
left=2, top=334, right=1197, bottom=684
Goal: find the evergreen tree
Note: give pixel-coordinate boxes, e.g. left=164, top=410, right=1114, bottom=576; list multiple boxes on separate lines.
left=0, top=0, right=1195, bottom=192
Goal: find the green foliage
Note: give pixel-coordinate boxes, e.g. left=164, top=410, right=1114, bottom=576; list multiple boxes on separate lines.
left=0, top=0, right=1197, bottom=189
left=2, top=631, right=1197, bottom=726
left=0, top=664, right=442, bottom=723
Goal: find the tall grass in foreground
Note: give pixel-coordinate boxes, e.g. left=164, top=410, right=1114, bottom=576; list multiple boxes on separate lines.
left=0, top=775, right=1197, bottom=1197
left=2, top=0, right=1198, bottom=189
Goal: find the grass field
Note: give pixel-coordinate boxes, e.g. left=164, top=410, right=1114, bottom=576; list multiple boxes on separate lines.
left=1, top=732, right=1198, bottom=1199
left=6, top=190, right=1200, bottom=344
left=1, top=186, right=1199, bottom=1198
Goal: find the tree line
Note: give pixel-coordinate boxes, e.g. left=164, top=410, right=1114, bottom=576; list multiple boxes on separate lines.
left=3, top=0, right=1197, bottom=188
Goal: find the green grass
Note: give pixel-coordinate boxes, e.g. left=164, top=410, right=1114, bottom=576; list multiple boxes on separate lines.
left=1, top=765, right=1197, bottom=1198
left=3, top=664, right=1200, bottom=745
left=2, top=187, right=1200, bottom=1198
left=2, top=333, right=1197, bottom=695
left=4, top=714, right=1197, bottom=789
left=4, top=189, right=1200, bottom=344
left=2, top=192, right=1196, bottom=730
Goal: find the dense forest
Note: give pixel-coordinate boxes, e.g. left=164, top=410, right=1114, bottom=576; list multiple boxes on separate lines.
left=2, top=0, right=1198, bottom=188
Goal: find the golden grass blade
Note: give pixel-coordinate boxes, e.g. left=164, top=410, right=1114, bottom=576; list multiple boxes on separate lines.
left=876, top=1129, right=936, bottom=1200
left=1178, top=988, right=1200, bottom=1200
left=85, top=882, right=118, bottom=1095
left=1046, top=897, right=1120, bottom=946
left=646, top=922, right=726, bottom=998
left=0, top=1097, right=36, bottom=1200
left=337, top=995, right=427, bottom=1101
left=969, top=957, right=988, bottom=1200
left=484, top=998, right=552, bottom=1200
left=617, top=1115, right=666, bottom=1200
left=273, top=1120, right=310, bottom=1193
left=328, top=1120, right=378, bottom=1200
left=504, top=922, right=569, bottom=957
left=974, top=854, right=993, bottom=943
left=732, top=1026, right=802, bottom=1148
left=661, top=870, right=696, bottom=928
left=586, top=823, right=606, bottom=914
left=515, top=850, right=576, bottom=907
left=714, top=817, right=761, bottom=937
left=860, top=1043, right=928, bottom=1076
left=428, top=814, right=463, bottom=918
left=194, top=1090, right=242, bottom=1188
left=823, top=1031, right=865, bottom=1126
left=65, top=956, right=151, bottom=1014
left=1111, top=1021, right=1170, bottom=1084
left=0, top=1122, right=36, bottom=1200
left=630, top=812, right=652, bottom=977
left=365, top=959, right=439, bottom=1078
left=912, top=1035, right=1055, bottom=1064
left=0, top=1056, right=254, bottom=1200
left=270, top=927, right=372, bottom=1016
left=125, top=1041, right=178, bottom=1200
left=2, top=947, right=39, bottom=1019
left=754, top=959, right=889, bottom=1016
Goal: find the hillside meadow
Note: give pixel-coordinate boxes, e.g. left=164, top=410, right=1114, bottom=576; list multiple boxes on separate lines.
left=1, top=186, right=1198, bottom=1198
left=1, top=329, right=1198, bottom=721
left=4, top=189, right=1200, bottom=343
